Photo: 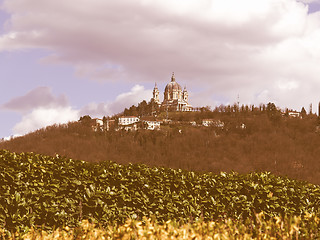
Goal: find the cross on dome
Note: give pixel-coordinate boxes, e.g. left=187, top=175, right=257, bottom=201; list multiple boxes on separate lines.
left=184, top=85, right=187, bottom=91
left=171, top=72, right=175, bottom=82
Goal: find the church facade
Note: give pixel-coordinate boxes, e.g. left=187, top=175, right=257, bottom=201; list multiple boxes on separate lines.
left=152, top=73, right=192, bottom=112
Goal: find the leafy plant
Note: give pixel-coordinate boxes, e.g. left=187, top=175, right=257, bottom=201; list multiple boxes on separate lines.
left=1, top=149, right=320, bottom=234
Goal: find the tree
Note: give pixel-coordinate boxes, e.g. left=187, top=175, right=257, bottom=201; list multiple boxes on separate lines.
left=266, top=102, right=276, bottom=112
left=284, top=108, right=289, bottom=117
left=79, top=115, right=91, bottom=122
left=138, top=100, right=148, bottom=116
left=301, top=107, right=307, bottom=117
left=128, top=105, right=138, bottom=116
left=79, top=115, right=92, bottom=126
left=124, top=108, right=130, bottom=116
left=149, top=98, right=160, bottom=116
left=266, top=102, right=281, bottom=123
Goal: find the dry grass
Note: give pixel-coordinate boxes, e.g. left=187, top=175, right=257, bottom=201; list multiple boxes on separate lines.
left=2, top=213, right=319, bottom=239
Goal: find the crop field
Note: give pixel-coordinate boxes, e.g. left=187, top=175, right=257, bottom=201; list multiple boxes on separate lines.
left=1, top=149, right=320, bottom=238
left=2, top=214, right=320, bottom=239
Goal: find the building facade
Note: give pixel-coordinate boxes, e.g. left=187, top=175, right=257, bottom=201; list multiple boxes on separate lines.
left=118, top=116, right=140, bottom=126
left=144, top=120, right=161, bottom=130
left=152, top=73, right=192, bottom=111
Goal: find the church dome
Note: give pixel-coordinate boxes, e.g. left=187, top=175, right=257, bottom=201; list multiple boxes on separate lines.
left=165, top=73, right=182, bottom=92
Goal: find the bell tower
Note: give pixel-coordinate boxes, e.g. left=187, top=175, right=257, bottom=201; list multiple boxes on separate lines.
left=153, top=83, right=160, bottom=104
left=183, top=86, right=188, bottom=103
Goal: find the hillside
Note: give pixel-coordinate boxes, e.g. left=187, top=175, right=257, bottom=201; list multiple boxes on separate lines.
left=1, top=106, right=320, bottom=184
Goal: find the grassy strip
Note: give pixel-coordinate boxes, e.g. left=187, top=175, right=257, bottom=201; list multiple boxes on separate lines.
left=1, top=213, right=319, bottom=239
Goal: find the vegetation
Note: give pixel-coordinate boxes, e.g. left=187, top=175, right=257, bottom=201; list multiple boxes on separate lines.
left=1, top=149, right=320, bottom=237
left=123, top=99, right=160, bottom=117
left=3, top=214, right=320, bottom=239
left=1, top=103, right=320, bottom=184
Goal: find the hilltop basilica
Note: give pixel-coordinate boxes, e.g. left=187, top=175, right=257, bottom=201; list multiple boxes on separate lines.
left=152, top=73, right=192, bottom=111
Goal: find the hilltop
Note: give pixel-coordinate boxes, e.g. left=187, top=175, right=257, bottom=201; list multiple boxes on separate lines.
left=1, top=102, right=320, bottom=184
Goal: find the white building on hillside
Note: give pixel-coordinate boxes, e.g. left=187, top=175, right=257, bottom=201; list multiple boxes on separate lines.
left=118, top=116, right=140, bottom=126
left=202, top=119, right=224, bottom=128
left=92, top=118, right=104, bottom=131
left=288, top=111, right=301, bottom=118
left=118, top=116, right=140, bottom=131
left=144, top=120, right=161, bottom=130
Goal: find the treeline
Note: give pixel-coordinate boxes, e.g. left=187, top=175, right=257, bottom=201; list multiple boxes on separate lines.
left=1, top=104, right=320, bottom=184
left=123, top=100, right=310, bottom=120
left=123, top=99, right=160, bottom=116
left=156, top=102, right=302, bottom=126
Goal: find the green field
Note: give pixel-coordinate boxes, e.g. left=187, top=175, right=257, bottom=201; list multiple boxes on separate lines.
left=1, top=149, right=320, bottom=238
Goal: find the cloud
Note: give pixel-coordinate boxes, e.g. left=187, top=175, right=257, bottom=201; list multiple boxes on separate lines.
left=1, top=0, right=320, bottom=111
left=2, top=87, right=78, bottom=136
left=276, top=80, right=299, bottom=90
left=12, top=107, right=79, bottom=136
left=1, top=86, right=68, bottom=113
left=9, top=85, right=152, bottom=135
left=299, top=0, right=320, bottom=3
left=79, top=84, right=152, bottom=117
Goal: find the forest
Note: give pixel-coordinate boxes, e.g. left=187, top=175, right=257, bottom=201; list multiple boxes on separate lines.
left=1, top=102, right=320, bottom=185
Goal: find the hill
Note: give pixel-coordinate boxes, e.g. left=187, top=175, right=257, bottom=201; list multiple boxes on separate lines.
left=1, top=104, right=320, bottom=184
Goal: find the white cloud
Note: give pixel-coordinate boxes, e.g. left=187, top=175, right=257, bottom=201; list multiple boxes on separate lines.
left=276, top=80, right=299, bottom=90
left=1, top=0, right=320, bottom=111
left=10, top=84, right=152, bottom=135
left=113, top=85, right=152, bottom=108
left=1, top=86, right=77, bottom=136
left=13, top=107, right=79, bottom=136
left=80, top=84, right=152, bottom=117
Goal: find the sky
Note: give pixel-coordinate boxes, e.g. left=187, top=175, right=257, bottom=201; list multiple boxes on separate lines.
left=1, top=0, right=320, bottom=138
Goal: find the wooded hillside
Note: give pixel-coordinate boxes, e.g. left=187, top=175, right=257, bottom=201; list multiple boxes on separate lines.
left=1, top=104, right=320, bottom=184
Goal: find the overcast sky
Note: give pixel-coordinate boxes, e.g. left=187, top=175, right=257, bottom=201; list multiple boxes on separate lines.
left=1, top=0, right=320, bottom=138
